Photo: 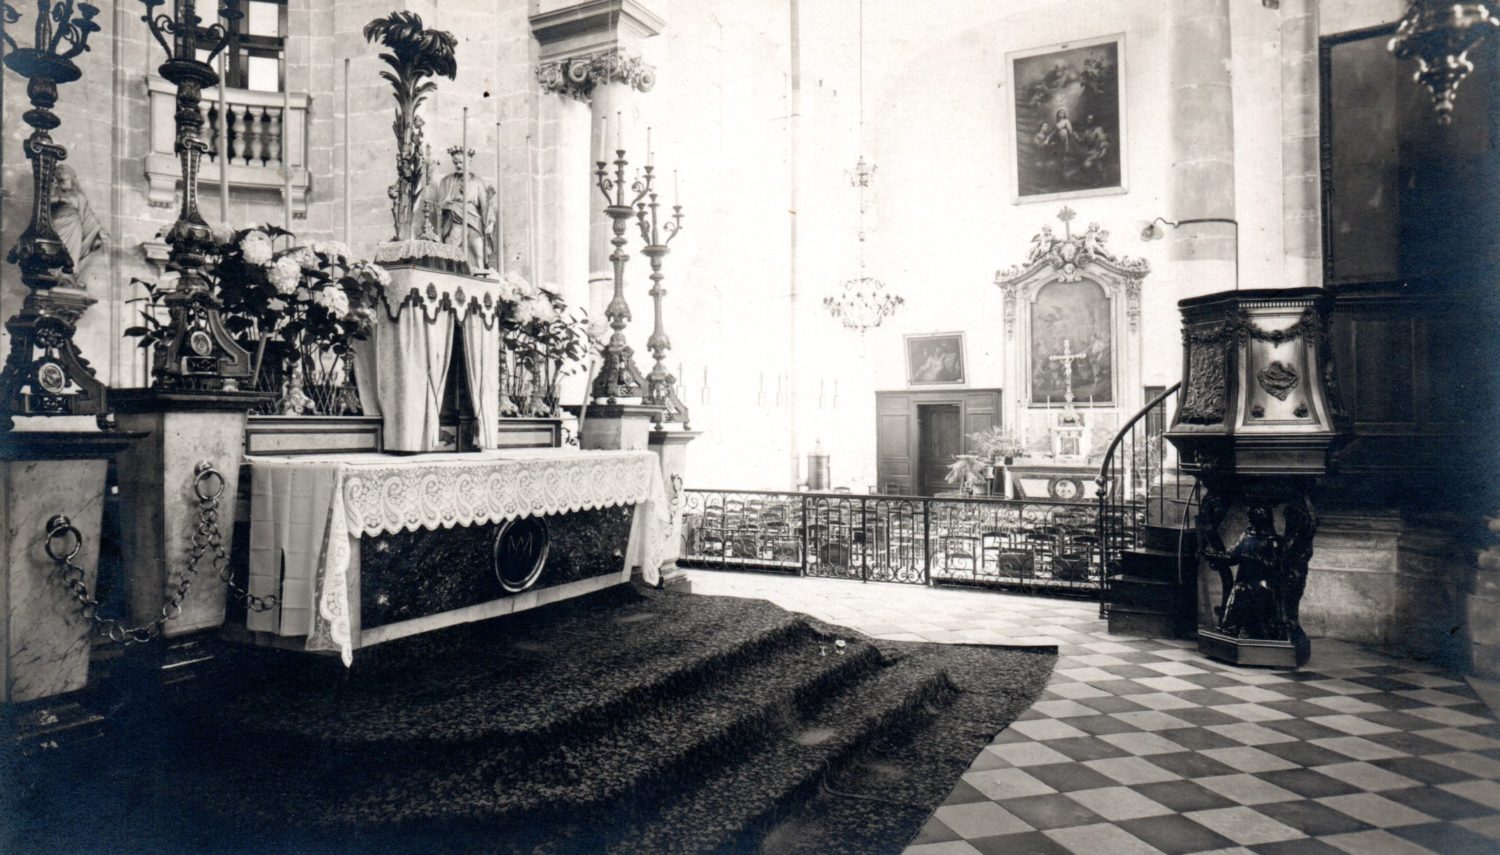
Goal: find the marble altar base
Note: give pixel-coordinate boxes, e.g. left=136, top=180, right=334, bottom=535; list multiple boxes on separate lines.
left=113, top=390, right=262, bottom=638
left=649, top=429, right=701, bottom=593
left=1, top=431, right=134, bottom=705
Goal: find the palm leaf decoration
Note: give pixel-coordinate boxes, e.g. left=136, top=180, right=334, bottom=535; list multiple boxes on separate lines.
left=364, top=12, right=458, bottom=241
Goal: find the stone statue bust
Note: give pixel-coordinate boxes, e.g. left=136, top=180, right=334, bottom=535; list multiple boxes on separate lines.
left=50, top=165, right=107, bottom=283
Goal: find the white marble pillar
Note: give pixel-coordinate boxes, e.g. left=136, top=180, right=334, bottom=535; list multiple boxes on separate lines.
left=1168, top=0, right=1237, bottom=292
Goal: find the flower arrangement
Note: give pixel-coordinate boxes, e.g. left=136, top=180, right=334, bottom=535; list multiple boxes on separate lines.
left=128, top=225, right=388, bottom=413
left=494, top=272, right=598, bottom=416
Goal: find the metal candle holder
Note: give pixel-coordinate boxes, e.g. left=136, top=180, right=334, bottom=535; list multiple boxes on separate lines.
left=633, top=166, right=688, bottom=429
left=139, top=0, right=253, bottom=390
left=0, top=0, right=109, bottom=430
left=590, top=150, right=649, bottom=403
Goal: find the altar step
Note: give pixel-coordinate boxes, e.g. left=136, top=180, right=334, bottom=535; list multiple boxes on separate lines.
left=12, top=587, right=1053, bottom=854
left=1106, top=523, right=1199, bottom=639
left=194, top=589, right=1044, bottom=853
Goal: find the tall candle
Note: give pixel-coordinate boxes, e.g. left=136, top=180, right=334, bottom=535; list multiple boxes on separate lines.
left=674, top=168, right=679, bottom=200
left=461, top=106, right=470, bottom=265
left=283, top=59, right=293, bottom=230
left=343, top=58, right=351, bottom=246
left=647, top=126, right=653, bottom=166
left=615, top=110, right=622, bottom=153
left=217, top=51, right=229, bottom=223
left=501, top=118, right=513, bottom=271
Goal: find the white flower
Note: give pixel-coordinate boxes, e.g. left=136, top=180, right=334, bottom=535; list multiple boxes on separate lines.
left=290, top=246, right=320, bottom=271
left=512, top=296, right=539, bottom=325
left=530, top=295, right=558, bottom=324
left=211, top=223, right=236, bottom=246
left=309, top=239, right=351, bottom=262
left=497, top=271, right=530, bottom=303
left=240, top=230, right=273, bottom=266
left=313, top=286, right=351, bottom=317
left=353, top=261, right=391, bottom=287
left=270, top=255, right=302, bottom=294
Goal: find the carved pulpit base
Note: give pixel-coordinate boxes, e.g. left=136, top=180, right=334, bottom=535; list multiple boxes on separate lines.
left=1193, top=478, right=1319, bottom=670
left=1199, top=628, right=1310, bottom=669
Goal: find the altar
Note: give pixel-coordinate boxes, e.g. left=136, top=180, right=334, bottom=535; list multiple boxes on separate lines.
left=243, top=447, right=670, bottom=664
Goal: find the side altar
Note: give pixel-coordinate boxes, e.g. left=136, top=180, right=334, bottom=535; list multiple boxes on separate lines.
left=993, top=208, right=1150, bottom=497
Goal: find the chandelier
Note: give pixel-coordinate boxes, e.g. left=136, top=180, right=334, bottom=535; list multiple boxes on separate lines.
left=1388, top=1, right=1499, bottom=125
left=823, top=0, right=901, bottom=333
left=825, top=276, right=903, bottom=331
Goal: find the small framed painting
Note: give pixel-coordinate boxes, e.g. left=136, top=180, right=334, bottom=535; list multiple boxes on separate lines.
left=905, top=333, right=966, bottom=386
left=1008, top=34, right=1127, bottom=203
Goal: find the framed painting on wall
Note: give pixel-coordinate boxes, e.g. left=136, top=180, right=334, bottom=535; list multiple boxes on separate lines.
left=905, top=333, right=966, bottom=386
left=1008, top=34, right=1127, bottom=203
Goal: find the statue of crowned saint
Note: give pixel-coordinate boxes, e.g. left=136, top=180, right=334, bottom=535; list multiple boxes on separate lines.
left=429, top=145, right=497, bottom=272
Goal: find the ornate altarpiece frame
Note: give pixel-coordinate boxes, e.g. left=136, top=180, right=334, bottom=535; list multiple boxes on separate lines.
left=994, top=209, right=1150, bottom=448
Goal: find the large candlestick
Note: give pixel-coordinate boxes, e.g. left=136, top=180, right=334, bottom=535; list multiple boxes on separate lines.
left=0, top=0, right=110, bottom=428
left=634, top=165, right=687, bottom=428
left=138, top=0, right=255, bottom=391
left=590, top=146, right=649, bottom=403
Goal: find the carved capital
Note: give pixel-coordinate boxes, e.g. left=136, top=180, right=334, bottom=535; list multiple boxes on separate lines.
left=537, top=49, right=656, bottom=101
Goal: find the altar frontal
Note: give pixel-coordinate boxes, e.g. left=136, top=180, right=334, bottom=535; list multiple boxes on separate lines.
left=245, top=448, right=671, bottom=664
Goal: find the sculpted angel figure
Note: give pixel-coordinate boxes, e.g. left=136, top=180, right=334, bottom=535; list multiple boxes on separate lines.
left=1027, top=225, right=1057, bottom=264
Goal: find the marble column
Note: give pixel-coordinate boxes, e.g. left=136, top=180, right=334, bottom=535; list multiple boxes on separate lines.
left=1280, top=0, right=1321, bottom=289
left=1168, top=0, right=1237, bottom=291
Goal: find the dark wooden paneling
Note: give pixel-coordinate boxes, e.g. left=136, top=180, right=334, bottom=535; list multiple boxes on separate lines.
left=875, top=389, right=1003, bottom=495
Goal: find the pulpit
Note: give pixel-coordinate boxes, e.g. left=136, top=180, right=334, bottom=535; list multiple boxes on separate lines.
left=1166, top=288, right=1351, bottom=668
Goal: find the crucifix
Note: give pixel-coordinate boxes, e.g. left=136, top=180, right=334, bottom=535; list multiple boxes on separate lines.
left=1049, top=338, right=1085, bottom=405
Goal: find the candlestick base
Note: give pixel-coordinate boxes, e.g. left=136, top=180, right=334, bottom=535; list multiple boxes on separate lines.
left=591, top=344, right=647, bottom=404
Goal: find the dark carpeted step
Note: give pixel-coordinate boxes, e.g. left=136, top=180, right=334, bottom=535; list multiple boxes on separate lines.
left=211, top=590, right=818, bottom=757
left=605, top=652, right=958, bottom=855
left=326, top=632, right=888, bottom=825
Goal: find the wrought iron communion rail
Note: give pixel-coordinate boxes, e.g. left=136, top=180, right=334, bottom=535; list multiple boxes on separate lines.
left=680, top=489, right=1111, bottom=596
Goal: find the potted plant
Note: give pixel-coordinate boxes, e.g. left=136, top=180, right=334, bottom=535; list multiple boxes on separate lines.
left=495, top=273, right=601, bottom=417
left=969, top=426, right=1023, bottom=466
left=944, top=454, right=989, bottom=496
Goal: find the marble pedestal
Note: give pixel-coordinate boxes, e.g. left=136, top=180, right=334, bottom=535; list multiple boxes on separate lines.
left=576, top=403, right=663, bottom=452
left=112, top=390, right=263, bottom=639
left=649, top=429, right=701, bottom=593
left=2, top=431, right=134, bottom=712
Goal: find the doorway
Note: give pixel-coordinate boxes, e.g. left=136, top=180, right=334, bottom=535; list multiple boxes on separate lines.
left=917, top=404, right=962, bottom=496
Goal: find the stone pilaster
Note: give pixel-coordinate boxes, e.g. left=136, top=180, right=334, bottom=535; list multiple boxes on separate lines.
left=649, top=429, right=700, bottom=593
left=531, top=1, right=664, bottom=389
left=1168, top=0, right=1237, bottom=290
left=1280, top=0, right=1321, bottom=289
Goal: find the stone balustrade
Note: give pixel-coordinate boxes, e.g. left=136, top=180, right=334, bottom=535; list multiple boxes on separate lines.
left=144, top=75, right=311, bottom=214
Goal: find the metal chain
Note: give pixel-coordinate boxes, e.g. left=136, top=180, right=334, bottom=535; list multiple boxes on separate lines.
left=43, top=461, right=278, bottom=646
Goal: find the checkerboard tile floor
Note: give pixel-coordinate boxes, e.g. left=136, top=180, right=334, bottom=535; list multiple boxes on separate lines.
left=684, top=571, right=1500, bottom=855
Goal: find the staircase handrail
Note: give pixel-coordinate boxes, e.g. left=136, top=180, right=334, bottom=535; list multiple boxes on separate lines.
left=1093, top=381, right=1181, bottom=498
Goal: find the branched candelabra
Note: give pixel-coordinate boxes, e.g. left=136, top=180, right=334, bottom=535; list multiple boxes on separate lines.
left=0, top=0, right=108, bottom=430
left=139, top=0, right=254, bottom=390
left=590, top=150, right=649, bottom=403
left=634, top=166, right=687, bottom=429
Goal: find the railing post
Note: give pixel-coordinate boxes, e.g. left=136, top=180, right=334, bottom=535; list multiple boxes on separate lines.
left=922, top=498, right=932, bottom=586
left=800, top=494, right=809, bottom=577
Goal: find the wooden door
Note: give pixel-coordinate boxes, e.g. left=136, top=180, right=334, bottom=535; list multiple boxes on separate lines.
left=918, top=404, right=962, bottom=496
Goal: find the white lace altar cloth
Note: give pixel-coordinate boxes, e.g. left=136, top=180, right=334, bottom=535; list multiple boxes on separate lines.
left=245, top=448, right=670, bottom=665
